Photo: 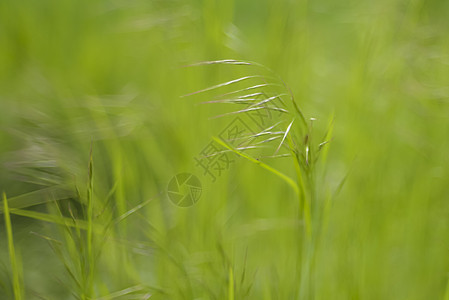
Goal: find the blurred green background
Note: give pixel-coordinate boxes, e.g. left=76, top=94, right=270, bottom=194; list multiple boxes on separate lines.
left=1, top=0, right=449, bottom=299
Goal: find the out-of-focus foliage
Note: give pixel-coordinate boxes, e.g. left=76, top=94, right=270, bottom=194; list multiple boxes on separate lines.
left=1, top=0, right=449, bottom=299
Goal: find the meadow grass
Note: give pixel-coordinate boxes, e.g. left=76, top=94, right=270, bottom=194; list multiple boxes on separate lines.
left=2, top=193, right=23, bottom=300
left=1, top=0, right=449, bottom=299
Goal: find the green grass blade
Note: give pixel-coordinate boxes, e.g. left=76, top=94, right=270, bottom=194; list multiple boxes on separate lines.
left=95, top=285, right=146, bottom=300
left=3, top=193, right=23, bottom=300
left=317, top=112, right=334, bottom=165
left=86, top=144, right=95, bottom=298
left=0, top=185, right=74, bottom=212
left=115, top=198, right=153, bottom=224
left=213, top=137, right=299, bottom=196
left=286, top=135, right=311, bottom=238
left=228, top=266, right=235, bottom=300
left=9, top=208, right=100, bottom=232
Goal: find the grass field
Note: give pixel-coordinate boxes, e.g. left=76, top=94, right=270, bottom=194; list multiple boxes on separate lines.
left=1, top=0, right=449, bottom=299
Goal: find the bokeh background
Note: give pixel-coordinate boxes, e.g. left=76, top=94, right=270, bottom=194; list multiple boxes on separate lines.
left=1, top=0, right=449, bottom=299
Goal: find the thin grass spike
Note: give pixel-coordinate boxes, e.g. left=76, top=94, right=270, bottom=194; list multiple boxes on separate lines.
left=182, top=76, right=266, bottom=97
left=184, top=59, right=252, bottom=67
left=274, top=119, right=294, bottom=155
left=214, top=84, right=278, bottom=98
left=211, top=106, right=288, bottom=119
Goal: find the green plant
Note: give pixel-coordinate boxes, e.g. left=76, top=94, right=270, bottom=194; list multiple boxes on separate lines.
left=3, top=192, right=23, bottom=300
left=184, top=59, right=335, bottom=298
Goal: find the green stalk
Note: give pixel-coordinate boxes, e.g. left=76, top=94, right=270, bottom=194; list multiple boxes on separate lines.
left=228, top=266, right=235, bottom=300
left=213, top=137, right=299, bottom=196
left=3, top=193, right=23, bottom=300
left=287, top=135, right=311, bottom=238
left=86, top=147, right=95, bottom=299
